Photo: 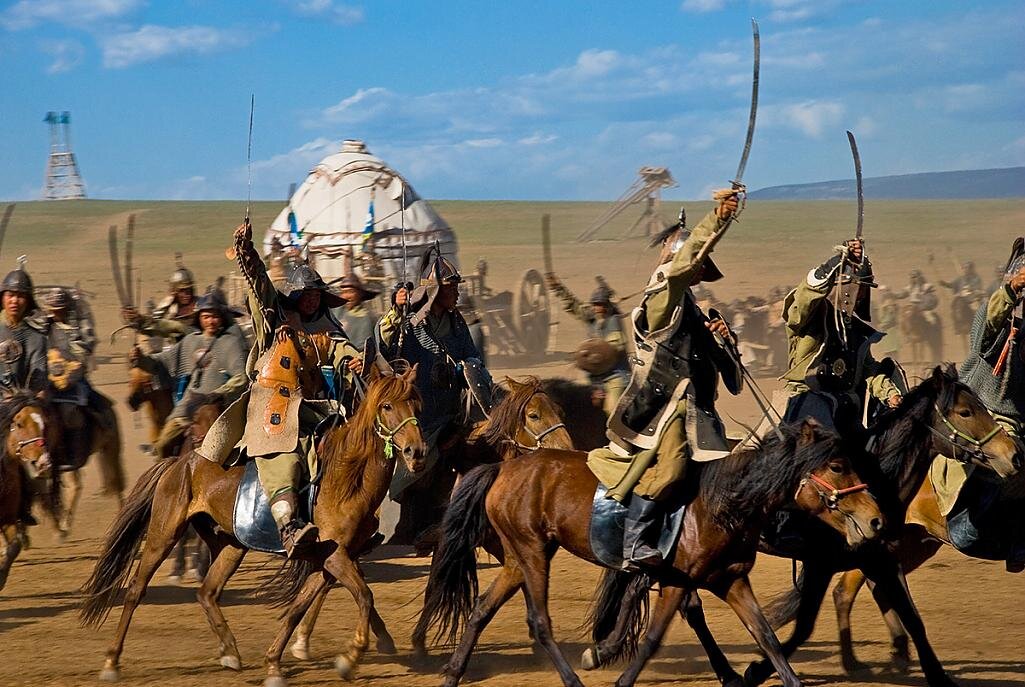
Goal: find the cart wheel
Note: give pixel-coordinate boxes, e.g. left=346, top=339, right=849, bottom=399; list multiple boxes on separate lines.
left=512, top=269, right=550, bottom=354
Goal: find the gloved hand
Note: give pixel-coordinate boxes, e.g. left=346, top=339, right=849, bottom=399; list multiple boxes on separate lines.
left=712, top=189, right=740, bottom=220
left=234, top=220, right=252, bottom=244
left=841, top=238, right=864, bottom=263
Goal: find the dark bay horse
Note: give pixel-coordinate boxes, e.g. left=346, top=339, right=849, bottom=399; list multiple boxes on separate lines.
left=0, top=391, right=60, bottom=590
left=80, top=351, right=425, bottom=687
left=416, top=420, right=883, bottom=687
left=641, top=366, right=1021, bottom=687
left=288, top=374, right=574, bottom=662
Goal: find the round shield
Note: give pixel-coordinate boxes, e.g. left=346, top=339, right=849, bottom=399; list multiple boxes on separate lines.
left=0, top=338, right=24, bottom=365
left=573, top=338, right=619, bottom=376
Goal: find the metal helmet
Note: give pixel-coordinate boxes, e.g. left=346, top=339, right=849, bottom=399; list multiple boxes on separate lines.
left=169, top=266, right=195, bottom=291
left=409, top=244, right=463, bottom=325
left=1, top=268, right=38, bottom=313
left=43, top=287, right=72, bottom=311
left=1003, top=237, right=1025, bottom=282
left=589, top=285, right=613, bottom=306
left=282, top=263, right=345, bottom=309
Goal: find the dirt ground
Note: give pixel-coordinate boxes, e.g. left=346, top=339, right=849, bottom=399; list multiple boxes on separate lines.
left=1, top=199, right=1023, bottom=687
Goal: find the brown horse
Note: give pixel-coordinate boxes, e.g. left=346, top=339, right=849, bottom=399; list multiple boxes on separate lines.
left=0, top=391, right=61, bottom=590
left=898, top=302, right=944, bottom=369
left=831, top=471, right=1025, bottom=675
left=80, top=350, right=425, bottom=687
left=126, top=366, right=173, bottom=454
left=289, top=374, right=574, bottom=661
left=416, top=420, right=884, bottom=687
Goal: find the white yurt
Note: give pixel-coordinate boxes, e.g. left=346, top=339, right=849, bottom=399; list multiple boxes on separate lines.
left=262, top=139, right=457, bottom=284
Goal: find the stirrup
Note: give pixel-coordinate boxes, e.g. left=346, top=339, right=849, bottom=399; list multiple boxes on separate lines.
left=281, top=521, right=319, bottom=558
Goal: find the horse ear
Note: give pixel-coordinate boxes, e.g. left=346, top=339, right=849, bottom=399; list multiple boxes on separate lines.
left=405, top=362, right=419, bottom=383
left=797, top=418, right=820, bottom=445
left=367, top=363, right=383, bottom=382
left=502, top=376, right=522, bottom=393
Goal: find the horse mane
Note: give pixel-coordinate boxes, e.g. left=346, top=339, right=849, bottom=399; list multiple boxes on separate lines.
left=319, top=372, right=421, bottom=503
left=474, top=376, right=551, bottom=447
left=700, top=422, right=845, bottom=532
left=539, top=377, right=608, bottom=451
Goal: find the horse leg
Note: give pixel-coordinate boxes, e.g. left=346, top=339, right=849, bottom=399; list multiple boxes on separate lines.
left=862, top=555, right=955, bottom=687
left=321, top=549, right=378, bottom=680
left=833, top=570, right=871, bottom=673
left=263, top=572, right=331, bottom=687
left=195, top=539, right=247, bottom=671
left=515, top=546, right=584, bottom=687
left=100, top=514, right=187, bottom=681
left=744, top=563, right=831, bottom=686
left=290, top=584, right=328, bottom=660
left=0, top=524, right=24, bottom=592
left=58, top=469, right=82, bottom=539
left=679, top=591, right=744, bottom=687
left=614, top=584, right=685, bottom=687
left=724, top=576, right=802, bottom=687
left=441, top=563, right=524, bottom=687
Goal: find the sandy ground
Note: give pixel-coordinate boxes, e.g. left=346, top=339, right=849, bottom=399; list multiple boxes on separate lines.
left=1, top=200, right=1023, bottom=686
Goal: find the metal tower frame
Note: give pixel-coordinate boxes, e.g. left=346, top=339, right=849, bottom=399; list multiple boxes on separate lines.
left=42, top=111, right=86, bottom=200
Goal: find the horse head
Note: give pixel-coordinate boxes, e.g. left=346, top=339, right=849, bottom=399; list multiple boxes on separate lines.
left=923, top=364, right=1021, bottom=478
left=363, top=362, right=426, bottom=474
left=790, top=419, right=885, bottom=547
left=3, top=392, right=55, bottom=480
left=482, top=376, right=573, bottom=454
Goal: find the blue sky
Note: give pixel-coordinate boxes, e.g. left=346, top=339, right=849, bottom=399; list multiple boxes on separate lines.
left=1, top=0, right=1022, bottom=201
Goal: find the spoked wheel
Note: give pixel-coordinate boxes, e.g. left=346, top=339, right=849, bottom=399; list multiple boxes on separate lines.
left=512, top=269, right=551, bottom=355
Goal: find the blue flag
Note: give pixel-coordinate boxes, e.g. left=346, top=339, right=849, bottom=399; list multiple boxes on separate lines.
left=361, top=196, right=375, bottom=245
left=287, top=209, right=301, bottom=245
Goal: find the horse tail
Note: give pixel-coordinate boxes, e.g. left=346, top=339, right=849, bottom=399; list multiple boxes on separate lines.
left=79, top=457, right=180, bottom=627
left=764, top=563, right=804, bottom=629
left=412, top=462, right=501, bottom=648
left=96, top=406, right=126, bottom=497
left=260, top=558, right=319, bottom=609
left=585, top=568, right=651, bottom=664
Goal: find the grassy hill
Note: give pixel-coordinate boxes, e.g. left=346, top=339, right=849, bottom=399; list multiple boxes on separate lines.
left=749, top=166, right=1025, bottom=200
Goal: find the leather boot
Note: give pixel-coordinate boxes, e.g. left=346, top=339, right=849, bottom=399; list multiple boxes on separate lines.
left=270, top=492, right=318, bottom=559
left=623, top=494, right=663, bottom=569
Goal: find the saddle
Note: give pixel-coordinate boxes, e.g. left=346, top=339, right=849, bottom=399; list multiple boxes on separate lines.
left=233, top=460, right=318, bottom=555
left=589, top=484, right=686, bottom=571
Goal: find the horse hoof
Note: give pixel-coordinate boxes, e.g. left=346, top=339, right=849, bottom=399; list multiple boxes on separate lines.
left=744, top=661, right=771, bottom=686
left=290, top=643, right=310, bottom=661
left=580, top=646, right=599, bottom=671
left=263, top=677, right=288, bottom=687
left=376, top=635, right=397, bottom=655
left=335, top=655, right=356, bottom=680
left=98, top=667, right=120, bottom=682
left=843, top=659, right=872, bottom=675
left=219, top=655, right=242, bottom=671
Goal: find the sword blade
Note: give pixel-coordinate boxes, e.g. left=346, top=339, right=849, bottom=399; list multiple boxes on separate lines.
left=125, top=213, right=135, bottom=303
left=0, top=203, right=15, bottom=259
left=846, top=130, right=864, bottom=239
left=734, top=18, right=760, bottom=186
left=245, top=94, right=254, bottom=222
left=108, top=224, right=131, bottom=308
left=541, top=214, right=554, bottom=274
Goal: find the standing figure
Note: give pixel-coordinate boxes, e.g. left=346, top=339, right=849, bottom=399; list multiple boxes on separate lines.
left=331, top=273, right=380, bottom=348
left=587, top=190, right=742, bottom=569
left=546, top=274, right=630, bottom=414
left=935, top=238, right=1025, bottom=572
left=779, top=238, right=903, bottom=435
left=199, top=222, right=361, bottom=558
left=378, top=247, right=490, bottom=549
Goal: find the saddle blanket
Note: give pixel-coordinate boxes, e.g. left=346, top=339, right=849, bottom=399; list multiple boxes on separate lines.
left=233, top=460, right=315, bottom=555
left=589, top=484, right=686, bottom=571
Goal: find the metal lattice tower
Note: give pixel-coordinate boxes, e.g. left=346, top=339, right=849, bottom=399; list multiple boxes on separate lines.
left=575, top=166, right=677, bottom=242
left=42, top=111, right=86, bottom=200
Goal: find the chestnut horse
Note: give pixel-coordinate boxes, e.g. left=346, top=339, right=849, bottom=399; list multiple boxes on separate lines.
left=81, top=334, right=425, bottom=687
left=289, top=374, right=574, bottom=661
left=416, top=420, right=884, bottom=687
left=0, top=391, right=60, bottom=590
left=647, top=366, right=1021, bottom=687
left=126, top=366, right=173, bottom=454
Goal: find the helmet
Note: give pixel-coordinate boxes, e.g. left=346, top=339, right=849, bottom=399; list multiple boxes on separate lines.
left=1003, top=237, right=1025, bottom=282
left=409, top=244, right=463, bottom=325
left=589, top=285, right=613, bottom=306
left=1, top=268, right=37, bottom=312
left=169, top=266, right=195, bottom=291
left=43, top=287, right=72, bottom=311
left=281, top=264, right=345, bottom=309
left=337, top=273, right=381, bottom=301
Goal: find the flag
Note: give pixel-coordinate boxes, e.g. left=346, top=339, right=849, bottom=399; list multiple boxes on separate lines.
left=287, top=208, right=301, bottom=245
left=361, top=193, right=375, bottom=245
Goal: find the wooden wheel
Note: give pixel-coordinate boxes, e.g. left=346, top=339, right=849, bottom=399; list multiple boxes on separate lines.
left=512, top=269, right=550, bottom=354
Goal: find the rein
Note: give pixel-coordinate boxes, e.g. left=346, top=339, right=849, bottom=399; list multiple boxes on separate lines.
left=926, top=402, right=1003, bottom=466
left=506, top=421, right=568, bottom=452
left=797, top=470, right=871, bottom=540
left=375, top=414, right=419, bottom=461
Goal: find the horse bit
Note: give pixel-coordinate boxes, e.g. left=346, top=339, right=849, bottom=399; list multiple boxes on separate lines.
left=924, top=402, right=1003, bottom=466
left=375, top=414, right=419, bottom=461
left=797, top=471, right=871, bottom=539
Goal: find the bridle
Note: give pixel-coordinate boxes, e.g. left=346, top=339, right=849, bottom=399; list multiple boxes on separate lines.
left=501, top=390, right=567, bottom=452
left=796, top=471, right=871, bottom=539
left=375, top=413, right=419, bottom=461
left=926, top=402, right=1003, bottom=467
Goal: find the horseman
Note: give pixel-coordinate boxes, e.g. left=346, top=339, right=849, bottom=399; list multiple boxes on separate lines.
left=898, top=269, right=940, bottom=322
left=331, top=273, right=380, bottom=348
left=131, top=292, right=249, bottom=459
left=936, top=238, right=1025, bottom=572
left=378, top=246, right=490, bottom=548
left=0, top=265, right=47, bottom=394
left=587, top=190, right=743, bottom=569
left=779, top=238, right=903, bottom=435
left=199, top=221, right=362, bottom=558
left=42, top=288, right=115, bottom=469
left=122, top=262, right=198, bottom=345
left=545, top=273, right=630, bottom=413
left=940, top=261, right=984, bottom=301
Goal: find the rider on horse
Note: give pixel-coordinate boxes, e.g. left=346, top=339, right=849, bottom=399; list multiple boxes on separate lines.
left=545, top=273, right=630, bottom=414
left=587, top=190, right=743, bottom=569
left=132, top=292, right=249, bottom=459
left=898, top=268, right=940, bottom=324
left=936, top=238, right=1025, bottom=572
left=379, top=246, right=491, bottom=548
left=778, top=238, right=903, bottom=435
left=331, top=273, right=380, bottom=348
left=199, top=221, right=362, bottom=558
left=0, top=265, right=48, bottom=395
left=121, top=261, right=198, bottom=344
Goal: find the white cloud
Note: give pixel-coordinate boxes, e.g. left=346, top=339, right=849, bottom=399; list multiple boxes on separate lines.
left=291, top=0, right=364, bottom=26
left=770, top=100, right=845, bottom=138
left=680, top=0, right=727, bottom=12
left=42, top=38, right=85, bottom=73
left=518, top=133, right=558, bottom=146
left=101, top=24, right=254, bottom=68
left=1, top=0, right=140, bottom=30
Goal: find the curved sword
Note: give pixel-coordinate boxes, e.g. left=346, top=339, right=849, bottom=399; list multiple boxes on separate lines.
left=846, top=130, right=864, bottom=239
left=0, top=204, right=15, bottom=259
left=733, top=18, right=760, bottom=188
